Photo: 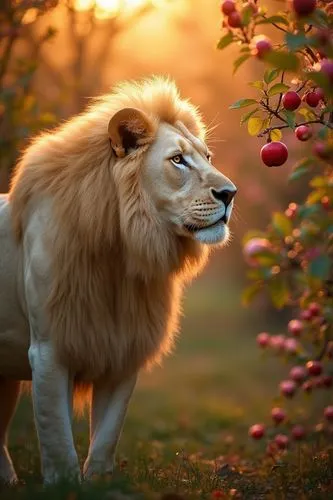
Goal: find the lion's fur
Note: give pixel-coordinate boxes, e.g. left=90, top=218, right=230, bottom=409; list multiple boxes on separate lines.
left=9, top=77, right=210, bottom=397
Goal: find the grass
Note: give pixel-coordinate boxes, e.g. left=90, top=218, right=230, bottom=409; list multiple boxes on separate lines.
left=2, top=269, right=333, bottom=499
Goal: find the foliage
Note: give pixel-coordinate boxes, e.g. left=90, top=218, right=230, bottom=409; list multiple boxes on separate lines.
left=218, top=0, right=333, bottom=457
left=0, top=1, right=58, bottom=180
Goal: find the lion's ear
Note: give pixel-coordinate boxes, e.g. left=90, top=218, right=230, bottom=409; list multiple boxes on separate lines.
left=108, top=108, right=155, bottom=158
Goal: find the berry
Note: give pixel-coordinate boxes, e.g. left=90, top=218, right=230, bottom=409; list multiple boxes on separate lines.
left=228, top=11, right=242, bottom=27
left=249, top=424, right=265, bottom=439
left=288, top=319, right=303, bottom=336
left=280, top=379, right=297, bottom=398
left=308, top=302, right=321, bottom=317
left=212, top=491, right=225, bottom=499
left=243, top=238, right=272, bottom=266
left=282, top=91, right=301, bottom=111
left=270, top=335, right=286, bottom=351
left=290, top=366, right=307, bottom=383
left=285, top=202, right=298, bottom=218
left=295, top=125, right=312, bottom=141
left=306, top=91, right=320, bottom=108
left=221, top=0, right=236, bottom=15
left=302, top=380, right=313, bottom=393
left=257, top=332, right=270, bottom=348
left=292, top=0, right=316, bottom=17
left=291, top=425, right=306, bottom=440
left=306, top=360, right=323, bottom=376
left=300, top=309, right=312, bottom=321
left=321, top=59, right=333, bottom=85
left=321, top=196, right=331, bottom=210
left=261, top=142, right=288, bottom=167
left=324, top=406, right=333, bottom=421
left=254, top=37, right=272, bottom=59
left=284, top=338, right=298, bottom=354
left=271, top=407, right=286, bottom=424
left=313, top=142, right=332, bottom=161
left=322, top=376, right=333, bottom=388
left=274, top=434, right=289, bottom=450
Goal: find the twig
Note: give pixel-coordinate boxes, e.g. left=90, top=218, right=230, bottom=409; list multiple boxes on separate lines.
left=260, top=100, right=288, bottom=124
left=258, top=119, right=333, bottom=137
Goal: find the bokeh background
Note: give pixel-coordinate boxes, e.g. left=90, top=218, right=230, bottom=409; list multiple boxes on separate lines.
left=1, top=0, right=310, bottom=465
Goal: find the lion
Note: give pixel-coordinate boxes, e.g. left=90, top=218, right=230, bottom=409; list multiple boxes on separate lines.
left=0, top=77, right=236, bottom=484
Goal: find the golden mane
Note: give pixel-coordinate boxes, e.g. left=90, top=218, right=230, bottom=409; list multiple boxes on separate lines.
left=9, top=77, right=209, bottom=382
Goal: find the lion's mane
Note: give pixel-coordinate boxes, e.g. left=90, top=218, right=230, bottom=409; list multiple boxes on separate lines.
left=9, top=77, right=210, bottom=384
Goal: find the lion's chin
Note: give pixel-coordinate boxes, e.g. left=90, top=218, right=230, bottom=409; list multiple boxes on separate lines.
left=187, top=221, right=230, bottom=245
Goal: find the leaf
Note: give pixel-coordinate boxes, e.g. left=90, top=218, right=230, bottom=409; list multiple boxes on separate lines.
left=257, top=15, right=289, bottom=26
left=285, top=32, right=311, bottom=51
left=272, top=212, right=293, bottom=237
left=233, top=53, right=251, bottom=74
left=307, top=189, right=325, bottom=205
left=249, top=80, right=265, bottom=90
left=288, top=158, right=313, bottom=181
left=217, top=32, right=234, bottom=50
left=298, top=107, right=316, bottom=120
left=268, top=276, right=290, bottom=309
left=308, top=255, right=331, bottom=280
left=264, top=51, right=300, bottom=72
left=270, top=129, right=282, bottom=141
left=310, top=176, right=327, bottom=188
left=229, top=98, right=257, bottom=110
left=268, top=83, right=290, bottom=97
left=248, top=117, right=264, bottom=136
left=240, top=107, right=259, bottom=125
left=264, top=68, right=280, bottom=84
left=282, top=110, right=296, bottom=129
left=242, top=282, right=263, bottom=306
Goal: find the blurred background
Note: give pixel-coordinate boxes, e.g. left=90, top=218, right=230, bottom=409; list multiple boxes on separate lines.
left=1, top=0, right=308, bottom=453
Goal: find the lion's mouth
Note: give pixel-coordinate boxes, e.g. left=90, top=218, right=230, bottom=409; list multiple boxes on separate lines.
left=184, top=214, right=227, bottom=232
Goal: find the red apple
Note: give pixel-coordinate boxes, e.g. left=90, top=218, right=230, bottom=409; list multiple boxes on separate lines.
left=300, top=309, right=312, bottom=321
left=261, top=142, right=288, bottom=167
left=271, top=407, right=286, bottom=424
left=270, top=335, right=286, bottom=351
left=291, top=425, right=306, bottom=440
left=257, top=332, right=270, bottom=348
left=280, top=379, right=297, bottom=397
left=324, top=406, right=333, bottom=421
left=254, top=37, right=272, bottom=59
left=249, top=424, right=265, bottom=439
left=290, top=366, right=307, bottom=383
left=282, top=91, right=301, bottom=111
left=306, top=91, right=320, bottom=107
left=288, top=319, right=303, bottom=336
left=302, top=380, right=313, bottom=393
left=274, top=434, right=289, bottom=450
left=308, top=302, right=321, bottom=317
left=228, top=11, right=242, bottom=27
left=306, top=360, right=323, bottom=376
left=295, top=125, right=312, bottom=141
left=284, top=338, right=298, bottom=354
left=221, top=0, right=236, bottom=15
left=292, top=0, right=316, bottom=16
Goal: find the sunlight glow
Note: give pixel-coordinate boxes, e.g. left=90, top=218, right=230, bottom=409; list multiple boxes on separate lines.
left=74, top=0, right=150, bottom=18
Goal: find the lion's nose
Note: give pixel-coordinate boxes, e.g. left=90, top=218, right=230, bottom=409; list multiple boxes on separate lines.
left=211, top=187, right=237, bottom=207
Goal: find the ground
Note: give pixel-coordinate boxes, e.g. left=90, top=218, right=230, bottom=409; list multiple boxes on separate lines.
left=2, top=272, right=333, bottom=499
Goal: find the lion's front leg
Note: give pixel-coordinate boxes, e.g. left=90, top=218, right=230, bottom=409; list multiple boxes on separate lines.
left=28, top=341, right=80, bottom=484
left=83, top=374, right=137, bottom=480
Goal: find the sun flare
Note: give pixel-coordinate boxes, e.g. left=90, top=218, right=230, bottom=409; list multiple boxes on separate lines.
left=74, top=0, right=149, bottom=16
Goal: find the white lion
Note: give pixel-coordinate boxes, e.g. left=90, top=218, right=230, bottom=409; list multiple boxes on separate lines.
left=0, top=77, right=236, bottom=484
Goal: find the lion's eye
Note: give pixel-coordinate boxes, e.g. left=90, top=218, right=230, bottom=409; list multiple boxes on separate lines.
left=170, top=154, right=188, bottom=167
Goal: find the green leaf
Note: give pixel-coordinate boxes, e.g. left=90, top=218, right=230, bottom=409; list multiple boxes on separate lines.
left=272, top=212, right=293, bottom=237
left=248, top=117, right=264, bottom=136
left=229, top=98, right=257, bottom=110
left=308, top=255, right=331, bottom=280
left=268, top=276, right=290, bottom=309
left=282, top=110, right=296, bottom=129
left=242, top=282, right=263, bottom=306
left=264, top=68, right=280, bottom=84
left=240, top=107, right=259, bottom=125
left=270, top=129, right=282, bottom=141
left=217, top=31, right=234, bottom=50
left=298, top=107, right=316, bottom=120
left=264, top=51, right=300, bottom=72
left=268, top=83, right=290, bottom=97
left=257, top=15, right=289, bottom=26
left=285, top=32, right=310, bottom=51
left=233, top=53, right=251, bottom=74
left=288, top=158, right=313, bottom=181
left=249, top=80, right=265, bottom=91
left=310, top=176, right=327, bottom=188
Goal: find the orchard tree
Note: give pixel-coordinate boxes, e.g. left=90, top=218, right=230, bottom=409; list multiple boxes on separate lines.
left=218, top=0, right=332, bottom=456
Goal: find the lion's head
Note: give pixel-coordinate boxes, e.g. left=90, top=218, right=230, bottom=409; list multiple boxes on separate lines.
left=109, top=108, right=236, bottom=247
